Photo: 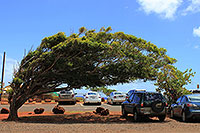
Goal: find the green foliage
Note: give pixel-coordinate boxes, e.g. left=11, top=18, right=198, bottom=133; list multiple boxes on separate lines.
left=86, top=86, right=116, bottom=96
left=155, top=65, right=195, bottom=104
left=12, top=27, right=175, bottom=94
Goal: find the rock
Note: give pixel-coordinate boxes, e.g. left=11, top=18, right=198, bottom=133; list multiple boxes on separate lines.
left=52, top=105, right=65, bottom=114
left=96, top=107, right=105, bottom=114
left=101, top=109, right=109, bottom=116
left=28, top=98, right=33, bottom=102
left=34, top=108, right=44, bottom=114
left=94, top=107, right=110, bottom=116
left=0, top=108, right=9, bottom=114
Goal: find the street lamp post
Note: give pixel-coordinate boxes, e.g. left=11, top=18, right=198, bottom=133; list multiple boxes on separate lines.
left=0, top=52, right=6, bottom=101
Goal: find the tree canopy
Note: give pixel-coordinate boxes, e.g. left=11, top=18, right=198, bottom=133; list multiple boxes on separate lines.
left=8, top=27, right=175, bottom=120
left=155, top=65, right=195, bottom=104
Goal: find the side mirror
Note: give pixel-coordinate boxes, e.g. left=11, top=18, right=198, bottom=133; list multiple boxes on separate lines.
left=74, top=93, right=77, bottom=95
left=83, top=94, right=85, bottom=96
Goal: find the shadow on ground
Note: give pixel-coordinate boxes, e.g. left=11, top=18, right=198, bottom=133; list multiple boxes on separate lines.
left=13, top=112, right=170, bottom=124
left=170, top=117, right=200, bottom=123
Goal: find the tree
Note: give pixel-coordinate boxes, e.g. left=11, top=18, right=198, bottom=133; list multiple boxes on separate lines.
left=86, top=86, right=116, bottom=96
left=155, top=65, right=195, bottom=104
left=8, top=27, right=175, bottom=120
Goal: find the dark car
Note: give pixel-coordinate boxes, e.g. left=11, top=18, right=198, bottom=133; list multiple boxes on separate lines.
left=121, top=90, right=167, bottom=122
left=170, top=94, right=200, bottom=122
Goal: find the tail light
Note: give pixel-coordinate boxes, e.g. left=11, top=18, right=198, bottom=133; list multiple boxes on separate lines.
left=114, top=96, right=117, bottom=98
left=126, top=96, right=129, bottom=99
left=141, top=103, right=144, bottom=107
left=186, top=103, right=193, bottom=107
left=165, top=103, right=168, bottom=106
left=86, top=96, right=88, bottom=98
left=99, top=97, right=101, bottom=98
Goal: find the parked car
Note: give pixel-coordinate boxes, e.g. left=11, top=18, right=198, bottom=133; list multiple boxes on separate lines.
left=83, top=91, right=101, bottom=105
left=58, top=90, right=77, bottom=105
left=107, top=91, right=126, bottom=105
left=170, top=94, right=200, bottom=122
left=121, top=90, right=167, bottom=122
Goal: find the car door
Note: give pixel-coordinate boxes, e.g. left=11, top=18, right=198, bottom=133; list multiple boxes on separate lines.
left=177, top=96, right=187, bottom=117
left=173, top=96, right=182, bottom=116
left=129, top=93, right=141, bottom=113
left=125, top=93, right=135, bottom=113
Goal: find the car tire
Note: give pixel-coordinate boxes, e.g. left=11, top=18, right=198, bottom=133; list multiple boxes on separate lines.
left=151, top=100, right=165, bottom=113
left=182, top=111, right=188, bottom=122
left=122, top=107, right=127, bottom=117
left=158, top=115, right=166, bottom=122
left=170, top=109, right=174, bottom=118
left=133, top=111, right=140, bottom=122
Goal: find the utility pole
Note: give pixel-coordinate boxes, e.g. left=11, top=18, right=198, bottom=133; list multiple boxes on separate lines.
left=0, top=52, right=6, bottom=101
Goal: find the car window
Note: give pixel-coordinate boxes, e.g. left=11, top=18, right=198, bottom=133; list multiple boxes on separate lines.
left=181, top=96, right=187, bottom=103
left=176, top=96, right=182, bottom=103
left=114, top=92, right=122, bottom=95
left=88, top=93, right=97, bottom=95
left=129, top=93, right=134, bottom=102
left=145, top=93, right=163, bottom=101
left=188, top=96, right=200, bottom=102
left=132, top=93, right=142, bottom=103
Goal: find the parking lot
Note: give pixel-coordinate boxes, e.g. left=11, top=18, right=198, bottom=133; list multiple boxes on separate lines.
left=1, top=103, right=200, bottom=133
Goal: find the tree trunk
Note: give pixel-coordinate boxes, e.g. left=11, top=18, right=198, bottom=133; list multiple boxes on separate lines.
left=7, top=94, right=19, bottom=121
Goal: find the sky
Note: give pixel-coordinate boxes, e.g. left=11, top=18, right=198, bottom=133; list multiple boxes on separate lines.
left=0, top=0, right=200, bottom=94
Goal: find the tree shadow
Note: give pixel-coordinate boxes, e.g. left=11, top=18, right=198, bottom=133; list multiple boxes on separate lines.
left=12, top=112, right=170, bottom=124
left=171, top=117, right=200, bottom=123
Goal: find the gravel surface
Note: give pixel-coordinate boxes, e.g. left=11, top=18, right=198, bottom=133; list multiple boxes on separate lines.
left=1, top=112, right=200, bottom=133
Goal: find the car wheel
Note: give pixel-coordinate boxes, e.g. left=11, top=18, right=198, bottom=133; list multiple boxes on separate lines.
left=158, top=115, right=166, bottom=122
left=133, top=111, right=140, bottom=122
left=170, top=109, right=174, bottom=118
left=182, top=111, right=187, bottom=122
left=122, top=107, right=127, bottom=117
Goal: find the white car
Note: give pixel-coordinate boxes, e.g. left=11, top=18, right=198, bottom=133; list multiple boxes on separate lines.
left=107, top=91, right=126, bottom=105
left=83, top=91, right=101, bottom=105
left=58, top=90, right=77, bottom=105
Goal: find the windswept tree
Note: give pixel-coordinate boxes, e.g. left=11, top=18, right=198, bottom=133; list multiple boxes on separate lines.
left=155, top=65, right=195, bottom=104
left=8, top=27, right=176, bottom=120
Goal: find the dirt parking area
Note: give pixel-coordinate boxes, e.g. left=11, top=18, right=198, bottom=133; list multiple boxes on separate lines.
left=1, top=112, right=200, bottom=133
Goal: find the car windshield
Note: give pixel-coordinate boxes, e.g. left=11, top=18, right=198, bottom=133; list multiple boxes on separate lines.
left=114, top=92, right=122, bottom=95
left=88, top=93, right=97, bottom=95
left=188, top=96, right=200, bottom=102
left=145, top=93, right=163, bottom=101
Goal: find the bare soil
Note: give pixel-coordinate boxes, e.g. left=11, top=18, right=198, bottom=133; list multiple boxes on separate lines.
left=1, top=112, right=200, bottom=133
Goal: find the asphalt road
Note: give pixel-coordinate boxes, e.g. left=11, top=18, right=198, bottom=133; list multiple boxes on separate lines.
left=0, top=103, right=121, bottom=113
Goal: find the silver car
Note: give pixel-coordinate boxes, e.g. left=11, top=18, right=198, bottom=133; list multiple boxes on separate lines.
left=107, top=91, right=126, bottom=105
left=58, top=90, right=77, bottom=105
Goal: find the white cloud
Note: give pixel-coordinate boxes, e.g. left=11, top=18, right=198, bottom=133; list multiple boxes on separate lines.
left=194, top=45, right=200, bottom=49
left=193, top=27, right=200, bottom=37
left=0, top=53, right=18, bottom=86
left=137, top=0, right=183, bottom=19
left=182, top=0, right=200, bottom=15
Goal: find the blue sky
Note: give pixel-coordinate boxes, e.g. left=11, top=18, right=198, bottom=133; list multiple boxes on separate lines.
left=0, top=0, right=200, bottom=93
